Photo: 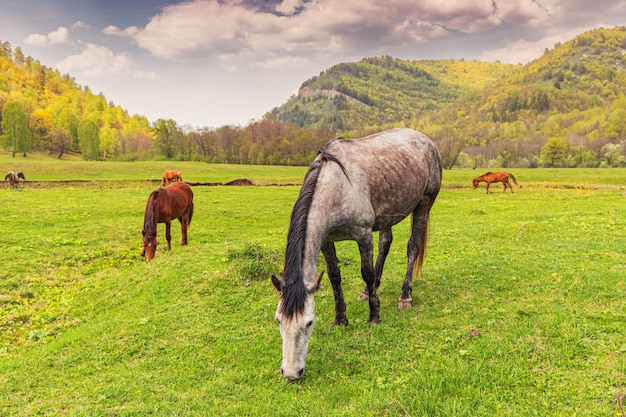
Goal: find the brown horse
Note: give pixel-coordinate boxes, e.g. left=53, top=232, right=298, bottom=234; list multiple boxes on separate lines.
left=141, top=181, right=194, bottom=262
left=161, top=170, right=182, bottom=186
left=472, top=171, right=519, bottom=194
left=4, top=171, right=25, bottom=189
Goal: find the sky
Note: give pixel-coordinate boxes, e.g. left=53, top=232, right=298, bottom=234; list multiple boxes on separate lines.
left=1, top=0, right=626, bottom=129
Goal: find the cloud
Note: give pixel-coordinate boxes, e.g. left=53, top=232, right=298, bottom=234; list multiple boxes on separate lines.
left=113, top=0, right=540, bottom=67
left=107, top=0, right=623, bottom=69
left=24, top=27, right=70, bottom=47
left=478, top=23, right=609, bottom=64
left=103, top=25, right=139, bottom=38
left=57, top=43, right=159, bottom=80
left=71, top=21, right=89, bottom=30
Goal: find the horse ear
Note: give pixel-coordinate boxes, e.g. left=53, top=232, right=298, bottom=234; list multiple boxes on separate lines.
left=306, top=271, right=324, bottom=293
left=271, top=275, right=283, bottom=292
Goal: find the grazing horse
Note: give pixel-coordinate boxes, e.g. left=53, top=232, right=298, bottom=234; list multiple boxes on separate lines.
left=161, top=170, right=182, bottom=187
left=4, top=171, right=25, bottom=189
left=141, top=181, right=194, bottom=262
left=271, top=128, right=442, bottom=380
left=472, top=171, right=519, bottom=194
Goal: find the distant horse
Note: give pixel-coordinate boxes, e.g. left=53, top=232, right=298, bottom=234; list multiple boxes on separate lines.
left=4, top=171, right=25, bottom=189
left=161, top=170, right=182, bottom=187
left=141, top=181, right=194, bottom=262
left=271, top=128, right=442, bottom=380
left=472, top=171, right=519, bottom=194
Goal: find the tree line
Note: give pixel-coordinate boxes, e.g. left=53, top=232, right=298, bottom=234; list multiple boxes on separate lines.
left=1, top=38, right=626, bottom=168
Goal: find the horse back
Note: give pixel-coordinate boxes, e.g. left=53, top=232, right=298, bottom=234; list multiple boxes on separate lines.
left=158, top=182, right=194, bottom=220
left=316, top=128, right=442, bottom=229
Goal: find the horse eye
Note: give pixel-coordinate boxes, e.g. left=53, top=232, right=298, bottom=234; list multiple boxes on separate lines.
left=306, top=320, right=313, bottom=329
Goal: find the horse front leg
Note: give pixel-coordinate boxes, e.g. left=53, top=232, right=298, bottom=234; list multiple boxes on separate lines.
left=357, top=235, right=380, bottom=324
left=165, top=220, right=172, bottom=250
left=359, top=228, right=392, bottom=300
left=321, top=241, right=348, bottom=326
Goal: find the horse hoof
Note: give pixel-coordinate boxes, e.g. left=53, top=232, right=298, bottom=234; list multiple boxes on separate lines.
left=368, top=317, right=381, bottom=325
left=334, top=318, right=348, bottom=326
left=397, top=298, right=413, bottom=310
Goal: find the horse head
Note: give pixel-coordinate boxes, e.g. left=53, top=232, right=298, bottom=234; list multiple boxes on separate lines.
left=141, top=228, right=157, bottom=262
left=472, top=178, right=480, bottom=189
left=141, top=229, right=157, bottom=262
left=272, top=272, right=323, bottom=381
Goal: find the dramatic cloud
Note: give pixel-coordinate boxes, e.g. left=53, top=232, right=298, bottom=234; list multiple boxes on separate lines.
left=113, top=0, right=560, bottom=68
left=24, top=27, right=70, bottom=46
left=57, top=43, right=159, bottom=80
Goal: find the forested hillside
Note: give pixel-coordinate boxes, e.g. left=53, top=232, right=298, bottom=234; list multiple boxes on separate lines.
left=0, top=42, right=153, bottom=160
left=267, top=27, right=626, bottom=168
left=0, top=41, right=331, bottom=163
left=416, top=26, right=626, bottom=168
left=264, top=56, right=518, bottom=132
left=2, top=26, right=626, bottom=167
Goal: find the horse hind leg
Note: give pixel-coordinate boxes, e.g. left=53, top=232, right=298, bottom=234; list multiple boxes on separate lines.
left=321, top=241, right=348, bottom=326
left=399, top=200, right=433, bottom=310
left=165, top=220, right=172, bottom=250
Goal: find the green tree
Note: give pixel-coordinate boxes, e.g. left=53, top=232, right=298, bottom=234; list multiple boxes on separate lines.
left=540, top=137, right=569, bottom=167
left=1, top=100, right=31, bottom=157
left=154, top=119, right=178, bottom=159
left=78, top=119, right=100, bottom=160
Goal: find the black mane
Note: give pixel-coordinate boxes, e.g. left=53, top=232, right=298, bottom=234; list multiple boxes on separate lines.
left=279, top=141, right=348, bottom=318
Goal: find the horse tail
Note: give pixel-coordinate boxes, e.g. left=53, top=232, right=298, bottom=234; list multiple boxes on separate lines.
left=413, top=215, right=429, bottom=279
left=509, top=173, right=519, bottom=185
left=4, top=172, right=11, bottom=181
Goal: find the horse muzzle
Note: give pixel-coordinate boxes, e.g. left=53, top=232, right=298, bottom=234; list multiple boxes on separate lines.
left=281, top=366, right=305, bottom=381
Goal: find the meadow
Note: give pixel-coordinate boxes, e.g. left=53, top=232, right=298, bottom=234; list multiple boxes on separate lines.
left=1, top=153, right=625, bottom=416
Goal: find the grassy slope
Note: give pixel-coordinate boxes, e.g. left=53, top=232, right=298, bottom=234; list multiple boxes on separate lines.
left=1, top=158, right=625, bottom=416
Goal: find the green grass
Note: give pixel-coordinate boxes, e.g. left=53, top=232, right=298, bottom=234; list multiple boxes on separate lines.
left=1, top=159, right=625, bottom=416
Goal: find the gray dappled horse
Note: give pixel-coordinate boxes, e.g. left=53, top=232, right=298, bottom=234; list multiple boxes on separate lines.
left=271, top=128, right=442, bottom=380
left=4, top=171, right=25, bottom=189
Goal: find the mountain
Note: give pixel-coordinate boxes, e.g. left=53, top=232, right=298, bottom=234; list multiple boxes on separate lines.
left=264, top=26, right=626, bottom=168
left=264, top=55, right=518, bottom=131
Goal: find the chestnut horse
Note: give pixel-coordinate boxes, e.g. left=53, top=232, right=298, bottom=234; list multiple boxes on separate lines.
left=161, top=170, right=182, bottom=187
left=271, top=128, right=442, bottom=380
left=4, top=171, right=25, bottom=189
left=472, top=171, right=519, bottom=194
left=141, top=181, right=194, bottom=262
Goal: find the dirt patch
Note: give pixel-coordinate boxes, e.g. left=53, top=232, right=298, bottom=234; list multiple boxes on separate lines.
left=4, top=179, right=300, bottom=189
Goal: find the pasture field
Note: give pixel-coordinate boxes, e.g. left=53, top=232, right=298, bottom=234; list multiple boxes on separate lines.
left=0, top=156, right=625, bottom=416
